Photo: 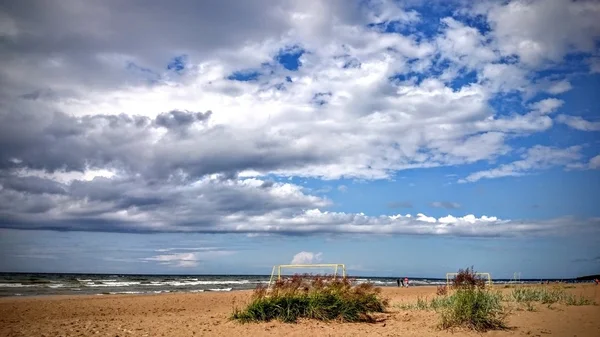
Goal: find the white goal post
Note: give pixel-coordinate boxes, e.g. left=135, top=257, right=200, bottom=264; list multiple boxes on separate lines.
left=446, top=272, right=492, bottom=286
left=268, top=263, right=347, bottom=287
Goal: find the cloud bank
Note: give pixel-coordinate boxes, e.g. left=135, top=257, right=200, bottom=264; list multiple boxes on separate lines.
left=1, top=0, right=599, bottom=238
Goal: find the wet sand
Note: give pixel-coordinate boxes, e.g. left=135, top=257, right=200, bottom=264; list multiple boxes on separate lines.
left=1, top=284, right=599, bottom=336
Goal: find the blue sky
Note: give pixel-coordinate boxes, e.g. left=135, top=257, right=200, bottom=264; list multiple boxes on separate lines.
left=0, top=0, right=599, bottom=279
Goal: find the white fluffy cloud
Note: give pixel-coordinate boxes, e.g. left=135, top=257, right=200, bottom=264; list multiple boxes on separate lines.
left=143, top=250, right=235, bottom=268
left=556, top=115, right=600, bottom=131
left=529, top=98, right=563, bottom=115
left=483, top=0, right=600, bottom=66
left=460, top=145, right=583, bottom=183
left=0, top=0, right=598, bottom=239
left=4, top=0, right=592, bottom=182
left=291, top=251, right=323, bottom=265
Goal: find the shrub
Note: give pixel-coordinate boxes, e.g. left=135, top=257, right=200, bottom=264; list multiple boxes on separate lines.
left=452, top=266, right=486, bottom=290
left=438, top=287, right=507, bottom=332
left=232, top=274, right=388, bottom=323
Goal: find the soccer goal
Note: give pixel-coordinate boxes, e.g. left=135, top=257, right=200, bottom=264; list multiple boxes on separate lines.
left=268, top=263, right=347, bottom=288
left=446, top=272, right=492, bottom=286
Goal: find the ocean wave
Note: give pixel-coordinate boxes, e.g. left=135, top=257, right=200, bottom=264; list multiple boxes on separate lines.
left=207, top=288, right=232, bottom=292
left=0, top=283, right=37, bottom=288
left=47, top=284, right=66, bottom=288
left=163, top=280, right=255, bottom=286
left=83, top=281, right=141, bottom=287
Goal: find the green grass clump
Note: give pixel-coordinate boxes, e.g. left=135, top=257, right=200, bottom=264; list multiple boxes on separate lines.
left=510, top=286, right=596, bottom=306
left=231, top=274, right=388, bottom=323
left=438, top=267, right=507, bottom=331
left=397, top=295, right=454, bottom=311
left=398, top=267, right=508, bottom=331
left=562, top=293, right=596, bottom=306
left=438, top=287, right=507, bottom=331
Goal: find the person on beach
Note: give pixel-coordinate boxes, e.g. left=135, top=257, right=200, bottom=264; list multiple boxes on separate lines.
left=595, top=278, right=598, bottom=286
left=397, top=278, right=400, bottom=287
left=404, top=277, right=409, bottom=287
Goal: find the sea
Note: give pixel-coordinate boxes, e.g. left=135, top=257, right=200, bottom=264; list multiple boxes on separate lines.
left=0, top=273, right=583, bottom=297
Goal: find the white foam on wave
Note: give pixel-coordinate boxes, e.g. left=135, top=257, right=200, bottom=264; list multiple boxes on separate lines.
left=207, top=288, right=232, bottom=292
left=47, top=284, right=66, bottom=288
left=0, top=283, right=36, bottom=288
left=160, top=280, right=256, bottom=286
left=108, top=291, right=145, bottom=295
left=84, top=281, right=141, bottom=287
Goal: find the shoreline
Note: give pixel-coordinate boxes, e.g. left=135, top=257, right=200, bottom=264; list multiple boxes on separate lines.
left=1, top=281, right=590, bottom=299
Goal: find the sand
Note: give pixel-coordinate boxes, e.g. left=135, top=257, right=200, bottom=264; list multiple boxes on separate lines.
left=1, top=285, right=599, bottom=337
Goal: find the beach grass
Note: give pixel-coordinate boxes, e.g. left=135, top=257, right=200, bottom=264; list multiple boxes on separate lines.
left=232, top=274, right=388, bottom=323
left=397, top=267, right=508, bottom=332
left=396, top=268, right=597, bottom=331
left=438, top=287, right=507, bottom=331
left=510, top=286, right=596, bottom=306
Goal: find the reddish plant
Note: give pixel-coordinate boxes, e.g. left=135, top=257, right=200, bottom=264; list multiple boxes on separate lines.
left=452, top=266, right=486, bottom=290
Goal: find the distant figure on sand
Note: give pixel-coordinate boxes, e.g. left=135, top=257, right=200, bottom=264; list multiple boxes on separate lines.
left=404, top=277, right=409, bottom=287
left=397, top=278, right=400, bottom=287
left=595, top=278, right=599, bottom=286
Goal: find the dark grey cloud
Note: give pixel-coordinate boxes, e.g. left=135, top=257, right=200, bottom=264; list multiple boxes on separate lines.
left=154, top=110, right=212, bottom=130
left=0, top=173, right=330, bottom=232
left=0, top=108, right=330, bottom=179
left=0, top=0, right=374, bottom=100
left=430, top=201, right=461, bottom=209
left=0, top=175, right=67, bottom=195
left=0, top=0, right=298, bottom=95
left=386, top=201, right=413, bottom=209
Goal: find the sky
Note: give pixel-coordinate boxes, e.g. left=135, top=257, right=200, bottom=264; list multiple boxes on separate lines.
left=0, top=0, right=599, bottom=279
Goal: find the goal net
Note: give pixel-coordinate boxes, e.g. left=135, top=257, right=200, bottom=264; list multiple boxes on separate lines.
left=268, top=263, right=347, bottom=287
left=446, top=272, right=492, bottom=286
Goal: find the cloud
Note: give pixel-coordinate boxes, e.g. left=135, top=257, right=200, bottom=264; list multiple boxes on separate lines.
left=546, top=80, right=572, bottom=95
left=0, top=0, right=597, bottom=241
left=291, top=251, right=323, bottom=264
left=529, top=98, right=563, bottom=115
left=337, top=185, right=348, bottom=192
left=154, top=110, right=212, bottom=130
left=1, top=0, right=578, bottom=183
left=430, top=201, right=461, bottom=209
left=460, top=145, right=584, bottom=183
left=567, top=155, right=600, bottom=171
left=143, top=250, right=235, bottom=268
left=481, top=0, right=600, bottom=67
left=590, top=156, right=600, bottom=170
left=589, top=57, right=600, bottom=73
left=556, top=115, right=600, bottom=131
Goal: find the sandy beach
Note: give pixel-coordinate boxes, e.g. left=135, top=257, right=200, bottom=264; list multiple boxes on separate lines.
left=1, top=284, right=599, bottom=337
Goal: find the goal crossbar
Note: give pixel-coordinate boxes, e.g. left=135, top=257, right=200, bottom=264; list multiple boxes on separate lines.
left=268, top=263, right=347, bottom=287
left=446, top=272, right=492, bottom=286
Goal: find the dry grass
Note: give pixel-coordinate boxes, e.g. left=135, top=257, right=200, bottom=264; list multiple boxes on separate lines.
left=232, top=274, right=388, bottom=323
